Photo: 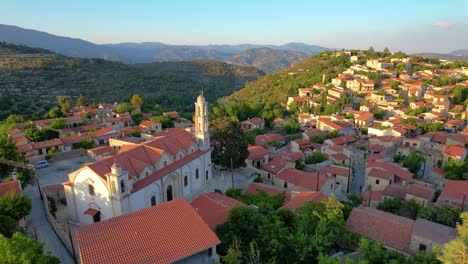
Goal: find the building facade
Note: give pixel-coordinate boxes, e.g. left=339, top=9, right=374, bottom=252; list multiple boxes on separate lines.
left=64, top=94, right=213, bottom=225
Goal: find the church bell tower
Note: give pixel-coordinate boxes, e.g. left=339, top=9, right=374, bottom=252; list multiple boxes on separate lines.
left=194, top=92, right=210, bottom=150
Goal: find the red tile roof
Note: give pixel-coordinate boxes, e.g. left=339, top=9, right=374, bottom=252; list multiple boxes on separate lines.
left=362, top=190, right=383, bottom=202
left=437, top=180, right=468, bottom=210
left=368, top=168, right=394, bottom=180
left=346, top=206, right=413, bottom=253
left=383, top=184, right=406, bottom=199
left=31, top=138, right=63, bottom=150
left=443, top=145, right=466, bottom=158
left=367, top=161, right=413, bottom=181
left=77, top=198, right=220, bottom=264
left=164, top=111, right=180, bottom=119
left=241, top=117, right=264, bottom=126
left=328, top=135, right=356, bottom=145
left=280, top=191, right=327, bottom=210
left=191, top=192, right=246, bottom=229
left=247, top=145, right=269, bottom=160
left=140, top=120, right=155, bottom=127
left=261, top=158, right=288, bottom=174
left=0, top=180, right=21, bottom=197
left=6, top=128, right=21, bottom=136
left=406, top=184, right=435, bottom=200
left=276, top=168, right=329, bottom=191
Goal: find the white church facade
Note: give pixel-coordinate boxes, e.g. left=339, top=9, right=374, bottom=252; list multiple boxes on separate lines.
left=63, top=94, right=213, bottom=225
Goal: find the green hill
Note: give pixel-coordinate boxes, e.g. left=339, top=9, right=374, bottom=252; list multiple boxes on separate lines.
left=225, top=52, right=351, bottom=116
left=0, top=42, right=263, bottom=119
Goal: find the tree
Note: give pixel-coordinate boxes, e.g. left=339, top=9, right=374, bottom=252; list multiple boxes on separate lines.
left=452, top=85, right=468, bottom=104
left=0, top=215, right=16, bottom=238
left=57, top=96, right=72, bottom=116
left=0, top=232, right=60, bottom=264
left=418, top=205, right=461, bottom=227
left=402, top=152, right=423, bottom=175
left=310, top=136, right=324, bottom=144
left=383, top=47, right=390, bottom=54
left=437, top=212, right=468, bottom=264
left=244, top=128, right=266, bottom=145
left=0, top=135, right=23, bottom=162
left=45, top=107, right=62, bottom=118
left=152, top=115, right=174, bottom=129
left=115, top=102, right=133, bottom=113
left=49, top=118, right=67, bottom=129
left=130, top=94, right=143, bottom=106
left=0, top=191, right=32, bottom=221
left=443, top=159, right=468, bottom=180
left=305, top=152, right=327, bottom=164
left=210, top=117, right=248, bottom=169
left=283, top=120, right=300, bottom=134
left=76, top=94, right=87, bottom=107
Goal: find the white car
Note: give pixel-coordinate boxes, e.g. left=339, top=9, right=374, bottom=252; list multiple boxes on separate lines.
left=34, top=160, right=49, bottom=169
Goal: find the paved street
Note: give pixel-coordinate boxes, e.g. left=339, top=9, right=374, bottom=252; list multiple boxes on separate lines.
left=23, top=184, right=75, bottom=264
left=187, top=166, right=257, bottom=201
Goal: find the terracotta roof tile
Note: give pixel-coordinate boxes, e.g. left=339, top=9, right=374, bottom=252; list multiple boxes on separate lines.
left=406, top=184, right=435, bottom=200
left=346, top=207, right=413, bottom=253
left=443, top=145, right=466, bottom=158
left=276, top=168, right=329, bottom=191
left=77, top=198, right=220, bottom=264
left=247, top=145, right=269, bottom=160
left=383, top=184, right=406, bottom=199
left=191, top=192, right=246, bottom=229
left=261, top=158, right=288, bottom=174
left=0, top=180, right=21, bottom=197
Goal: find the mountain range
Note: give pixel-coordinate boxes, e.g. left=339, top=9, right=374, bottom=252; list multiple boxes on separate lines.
left=0, top=24, right=329, bottom=72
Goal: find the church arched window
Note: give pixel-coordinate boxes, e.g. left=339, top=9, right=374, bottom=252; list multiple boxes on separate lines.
left=150, top=195, right=156, bottom=206
left=184, top=176, right=188, bottom=187
left=120, top=180, right=126, bottom=193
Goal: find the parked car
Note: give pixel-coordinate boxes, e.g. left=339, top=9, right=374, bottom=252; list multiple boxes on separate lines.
left=34, top=160, right=49, bottom=169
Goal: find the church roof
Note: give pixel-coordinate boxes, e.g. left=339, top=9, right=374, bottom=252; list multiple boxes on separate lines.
left=77, top=198, right=220, bottom=264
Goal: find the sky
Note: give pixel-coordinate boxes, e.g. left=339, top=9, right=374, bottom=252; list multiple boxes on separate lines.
left=1, top=0, right=467, bottom=53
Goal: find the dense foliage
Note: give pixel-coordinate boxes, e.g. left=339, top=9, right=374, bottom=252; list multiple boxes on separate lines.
left=0, top=232, right=60, bottom=264
left=210, top=117, right=248, bottom=169
left=377, top=198, right=460, bottom=227
left=215, top=196, right=356, bottom=263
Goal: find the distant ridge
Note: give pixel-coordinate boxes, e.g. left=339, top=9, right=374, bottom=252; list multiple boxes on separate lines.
left=0, top=24, right=330, bottom=72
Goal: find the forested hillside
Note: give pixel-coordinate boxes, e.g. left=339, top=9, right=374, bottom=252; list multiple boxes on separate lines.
left=0, top=42, right=263, bottom=119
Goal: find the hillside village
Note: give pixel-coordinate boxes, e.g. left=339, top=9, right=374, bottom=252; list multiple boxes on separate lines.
left=0, top=49, right=467, bottom=263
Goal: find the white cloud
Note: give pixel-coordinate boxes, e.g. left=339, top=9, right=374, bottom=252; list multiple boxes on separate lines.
left=432, top=21, right=457, bottom=28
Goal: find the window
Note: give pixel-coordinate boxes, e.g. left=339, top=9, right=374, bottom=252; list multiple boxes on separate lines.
left=376, top=179, right=380, bottom=185
left=93, top=211, right=101, bottom=223
left=88, top=184, right=95, bottom=196
left=166, top=185, right=173, bottom=201
left=120, top=180, right=126, bottom=193
left=267, top=173, right=270, bottom=179
left=195, top=169, right=199, bottom=179
left=206, top=170, right=209, bottom=180
left=184, top=176, right=188, bottom=187
left=208, top=248, right=213, bottom=257
left=284, top=182, right=288, bottom=188
left=419, top=244, right=427, bottom=251
left=164, top=161, right=167, bottom=167
left=150, top=195, right=156, bottom=206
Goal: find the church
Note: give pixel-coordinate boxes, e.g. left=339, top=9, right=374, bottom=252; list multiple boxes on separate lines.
left=63, top=94, right=213, bottom=225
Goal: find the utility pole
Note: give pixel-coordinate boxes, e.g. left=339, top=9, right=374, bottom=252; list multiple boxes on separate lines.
left=316, top=170, right=320, bottom=192
left=230, top=157, right=234, bottom=189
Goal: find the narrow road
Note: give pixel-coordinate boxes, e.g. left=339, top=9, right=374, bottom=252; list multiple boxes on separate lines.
left=23, top=185, right=75, bottom=264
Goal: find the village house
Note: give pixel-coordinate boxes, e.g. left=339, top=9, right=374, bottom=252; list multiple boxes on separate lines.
left=240, top=117, right=265, bottom=132
left=247, top=145, right=270, bottom=169
left=274, top=168, right=335, bottom=196
left=365, top=161, right=413, bottom=191
left=259, top=158, right=294, bottom=183
left=347, top=206, right=456, bottom=255
left=442, top=144, right=467, bottom=162
left=245, top=182, right=291, bottom=201
left=316, top=118, right=343, bottom=132
left=437, top=180, right=468, bottom=211
left=77, top=198, right=220, bottom=264
left=255, top=133, right=285, bottom=148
